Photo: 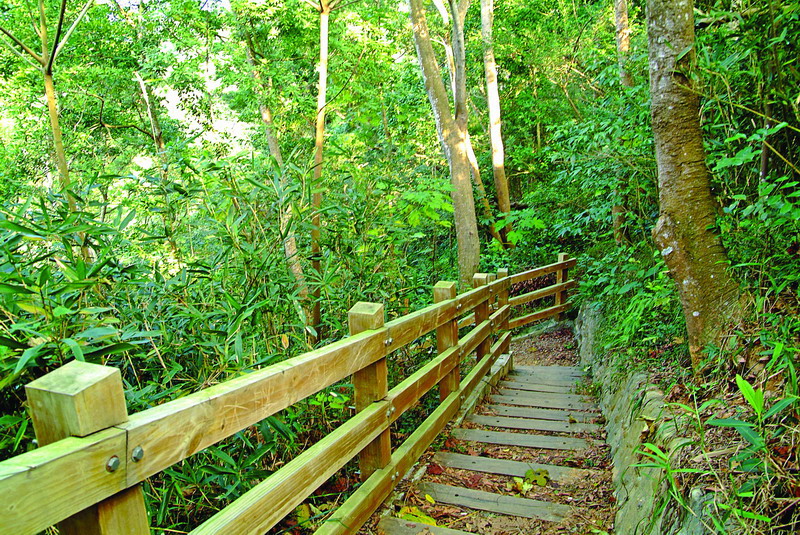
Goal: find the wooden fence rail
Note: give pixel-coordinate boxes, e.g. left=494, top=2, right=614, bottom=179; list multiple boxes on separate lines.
left=0, top=254, right=575, bottom=535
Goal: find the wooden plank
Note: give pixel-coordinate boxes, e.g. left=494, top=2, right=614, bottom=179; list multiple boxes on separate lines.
left=121, top=328, right=386, bottom=485
left=0, top=429, right=128, bottom=535
left=508, top=303, right=571, bottom=330
left=555, top=253, right=569, bottom=319
left=433, top=452, right=593, bottom=484
left=467, top=415, right=600, bottom=434
left=350, top=302, right=391, bottom=481
left=484, top=404, right=598, bottom=423
left=418, top=482, right=573, bottom=522
left=472, top=274, right=491, bottom=361
left=315, top=392, right=462, bottom=535
left=434, top=282, right=459, bottom=401
left=508, top=280, right=576, bottom=308
left=505, top=373, right=581, bottom=387
left=25, top=361, right=149, bottom=535
left=514, top=365, right=584, bottom=376
left=454, top=285, right=490, bottom=317
left=458, top=333, right=510, bottom=406
left=193, top=401, right=389, bottom=535
left=499, top=380, right=575, bottom=394
left=495, top=390, right=598, bottom=411
left=456, top=312, right=475, bottom=329
left=385, top=300, right=454, bottom=353
left=509, top=258, right=576, bottom=285
left=378, top=516, right=474, bottom=535
left=458, top=319, right=492, bottom=360
left=388, top=346, right=459, bottom=422
left=452, top=429, right=589, bottom=450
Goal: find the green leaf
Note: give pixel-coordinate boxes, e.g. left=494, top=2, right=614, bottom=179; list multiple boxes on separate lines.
left=14, top=343, right=45, bottom=374
left=61, top=338, right=85, bottom=362
left=764, top=397, right=797, bottom=420
left=736, top=374, right=764, bottom=417
left=0, top=220, right=44, bottom=239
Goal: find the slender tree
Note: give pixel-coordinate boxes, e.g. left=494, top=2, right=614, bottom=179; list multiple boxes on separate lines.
left=0, top=0, right=93, bottom=213
left=410, top=0, right=480, bottom=287
left=646, top=0, right=741, bottom=368
left=612, top=0, right=632, bottom=244
left=303, top=0, right=339, bottom=341
left=480, top=0, right=512, bottom=246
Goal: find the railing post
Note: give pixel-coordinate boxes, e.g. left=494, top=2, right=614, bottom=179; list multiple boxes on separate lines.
left=349, top=302, right=391, bottom=481
left=434, top=281, right=458, bottom=402
left=555, top=252, right=569, bottom=320
left=473, top=273, right=490, bottom=360
left=497, top=268, right=511, bottom=353
left=25, top=361, right=149, bottom=535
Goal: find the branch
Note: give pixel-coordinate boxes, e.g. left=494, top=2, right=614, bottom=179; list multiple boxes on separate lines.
left=47, top=0, right=69, bottom=74
left=300, top=0, right=322, bottom=12
left=52, top=0, right=94, bottom=65
left=0, top=35, right=40, bottom=68
left=86, top=92, right=155, bottom=140
left=0, top=24, right=43, bottom=64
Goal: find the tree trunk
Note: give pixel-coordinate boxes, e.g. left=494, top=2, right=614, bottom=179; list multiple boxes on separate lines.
left=612, top=0, right=632, bottom=244
left=410, top=0, right=479, bottom=288
left=310, top=1, right=331, bottom=342
left=480, top=0, right=512, bottom=247
left=614, top=0, right=633, bottom=88
left=647, top=0, right=741, bottom=368
left=43, top=70, right=75, bottom=213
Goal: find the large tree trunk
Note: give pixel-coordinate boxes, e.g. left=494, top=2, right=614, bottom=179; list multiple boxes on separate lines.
left=480, top=0, right=512, bottom=246
left=410, top=0, right=479, bottom=288
left=647, top=0, right=741, bottom=368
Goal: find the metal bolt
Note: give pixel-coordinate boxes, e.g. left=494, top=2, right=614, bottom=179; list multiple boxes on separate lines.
left=391, top=406, right=396, bottom=414
left=386, top=409, right=392, bottom=418
left=391, top=473, right=396, bottom=481
left=131, top=446, right=144, bottom=462
left=384, top=337, right=394, bottom=346
left=456, top=304, right=462, bottom=310
left=106, top=456, right=120, bottom=473
left=395, top=471, right=400, bottom=479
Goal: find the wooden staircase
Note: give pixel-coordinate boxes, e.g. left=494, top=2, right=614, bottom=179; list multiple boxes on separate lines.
left=378, top=365, right=607, bottom=534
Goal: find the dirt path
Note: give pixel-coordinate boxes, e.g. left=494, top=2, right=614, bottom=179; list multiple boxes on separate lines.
left=366, top=327, right=616, bottom=534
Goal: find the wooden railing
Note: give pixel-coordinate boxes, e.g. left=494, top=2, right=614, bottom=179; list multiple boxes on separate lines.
left=0, top=255, right=575, bottom=535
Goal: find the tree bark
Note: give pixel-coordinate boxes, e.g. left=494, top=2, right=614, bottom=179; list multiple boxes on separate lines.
left=647, top=0, right=741, bottom=368
left=480, top=0, right=512, bottom=247
left=410, top=0, right=479, bottom=288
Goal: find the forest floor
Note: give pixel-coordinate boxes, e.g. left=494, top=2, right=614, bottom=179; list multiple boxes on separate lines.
left=363, top=327, right=617, bottom=534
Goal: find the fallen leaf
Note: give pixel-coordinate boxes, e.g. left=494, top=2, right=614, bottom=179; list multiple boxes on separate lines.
left=428, top=463, right=444, bottom=475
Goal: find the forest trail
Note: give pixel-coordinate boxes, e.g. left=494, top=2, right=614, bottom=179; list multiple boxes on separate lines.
left=372, top=329, right=615, bottom=534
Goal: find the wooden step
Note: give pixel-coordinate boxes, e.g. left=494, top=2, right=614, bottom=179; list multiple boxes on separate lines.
left=467, top=414, right=600, bottom=434
left=515, top=365, right=584, bottom=376
left=378, top=516, right=473, bottom=535
left=496, top=390, right=597, bottom=411
left=433, top=452, right=593, bottom=484
left=418, top=482, right=574, bottom=522
left=490, top=393, right=598, bottom=412
left=506, top=373, right=581, bottom=387
left=499, top=380, right=576, bottom=394
left=452, top=428, right=590, bottom=450
left=484, top=404, right=598, bottom=423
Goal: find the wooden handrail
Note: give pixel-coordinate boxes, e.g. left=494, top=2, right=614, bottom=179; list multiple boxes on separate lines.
left=0, top=254, right=576, bottom=535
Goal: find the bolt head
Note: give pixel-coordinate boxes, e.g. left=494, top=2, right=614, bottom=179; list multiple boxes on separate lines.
left=106, top=455, right=120, bottom=473
left=131, top=446, right=144, bottom=462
